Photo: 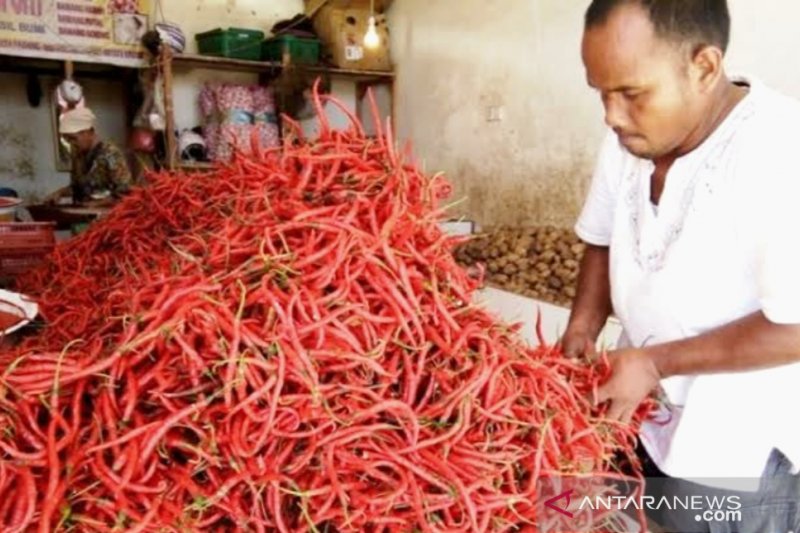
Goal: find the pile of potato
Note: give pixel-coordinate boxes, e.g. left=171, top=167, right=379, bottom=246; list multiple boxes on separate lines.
left=454, top=226, right=586, bottom=307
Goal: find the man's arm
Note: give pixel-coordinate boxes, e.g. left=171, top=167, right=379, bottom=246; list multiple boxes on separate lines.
left=105, top=145, right=133, bottom=199
left=652, top=311, right=800, bottom=376
left=561, top=244, right=614, bottom=356
left=42, top=186, right=71, bottom=205
left=596, top=312, right=800, bottom=422
left=110, top=168, right=132, bottom=199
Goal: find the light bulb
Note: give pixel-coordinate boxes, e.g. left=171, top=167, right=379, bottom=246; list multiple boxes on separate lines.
left=363, top=16, right=380, bottom=49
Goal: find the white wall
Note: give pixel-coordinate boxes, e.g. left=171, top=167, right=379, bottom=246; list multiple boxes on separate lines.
left=725, top=0, right=800, bottom=95
left=0, top=75, right=128, bottom=201
left=388, top=1, right=604, bottom=229
left=157, top=0, right=303, bottom=48
left=388, top=0, right=800, bottom=229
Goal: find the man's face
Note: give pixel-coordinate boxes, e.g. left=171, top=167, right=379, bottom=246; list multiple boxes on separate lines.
left=63, top=129, right=95, bottom=154
left=582, top=4, right=702, bottom=159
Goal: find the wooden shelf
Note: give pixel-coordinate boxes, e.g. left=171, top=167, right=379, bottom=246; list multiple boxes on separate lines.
left=173, top=54, right=282, bottom=73
left=303, top=64, right=394, bottom=81
left=0, top=53, right=130, bottom=79
left=172, top=53, right=394, bottom=81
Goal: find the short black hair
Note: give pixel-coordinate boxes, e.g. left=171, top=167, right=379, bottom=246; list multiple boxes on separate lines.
left=585, top=0, right=731, bottom=53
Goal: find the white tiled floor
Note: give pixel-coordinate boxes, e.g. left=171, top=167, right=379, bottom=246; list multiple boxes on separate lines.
left=474, top=287, right=623, bottom=349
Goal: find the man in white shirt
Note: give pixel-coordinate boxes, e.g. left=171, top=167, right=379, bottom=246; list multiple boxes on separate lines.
left=564, top=0, right=800, bottom=531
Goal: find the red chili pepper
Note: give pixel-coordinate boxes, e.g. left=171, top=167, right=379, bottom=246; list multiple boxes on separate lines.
left=0, top=82, right=653, bottom=532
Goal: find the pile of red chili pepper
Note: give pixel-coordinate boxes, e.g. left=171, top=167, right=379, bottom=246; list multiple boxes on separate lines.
left=1, top=91, right=650, bottom=532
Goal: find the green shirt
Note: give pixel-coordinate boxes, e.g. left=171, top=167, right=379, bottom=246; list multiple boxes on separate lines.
left=70, top=141, right=132, bottom=203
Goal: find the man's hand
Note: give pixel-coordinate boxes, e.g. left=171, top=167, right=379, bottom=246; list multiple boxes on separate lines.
left=81, top=197, right=114, bottom=208
left=595, top=348, right=661, bottom=423
left=42, top=186, right=69, bottom=206
left=560, top=325, right=597, bottom=359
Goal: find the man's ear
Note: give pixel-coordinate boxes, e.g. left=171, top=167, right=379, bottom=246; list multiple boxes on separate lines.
left=689, top=44, right=725, bottom=94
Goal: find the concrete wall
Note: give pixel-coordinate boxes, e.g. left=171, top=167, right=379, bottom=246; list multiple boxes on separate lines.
left=0, top=75, right=128, bottom=201
left=725, top=0, right=800, bottom=95
left=157, top=0, right=303, bottom=44
left=388, top=0, right=800, bottom=229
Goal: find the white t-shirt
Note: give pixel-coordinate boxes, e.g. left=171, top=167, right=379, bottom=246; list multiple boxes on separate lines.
left=575, top=76, right=800, bottom=488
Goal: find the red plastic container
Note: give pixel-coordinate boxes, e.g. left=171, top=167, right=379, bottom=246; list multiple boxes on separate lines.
left=0, top=222, right=56, bottom=252
left=0, top=222, right=56, bottom=275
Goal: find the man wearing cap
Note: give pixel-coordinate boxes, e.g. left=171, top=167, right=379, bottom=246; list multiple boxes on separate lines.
left=49, top=107, right=133, bottom=205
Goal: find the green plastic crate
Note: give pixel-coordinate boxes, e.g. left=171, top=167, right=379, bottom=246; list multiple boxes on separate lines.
left=195, top=27, right=265, bottom=60
left=262, top=35, right=321, bottom=64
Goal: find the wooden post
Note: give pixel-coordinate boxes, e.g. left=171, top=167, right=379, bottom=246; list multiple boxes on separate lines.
left=161, top=45, right=177, bottom=171
left=389, top=76, right=396, bottom=138
left=64, top=60, right=74, bottom=79
left=355, top=81, right=367, bottom=133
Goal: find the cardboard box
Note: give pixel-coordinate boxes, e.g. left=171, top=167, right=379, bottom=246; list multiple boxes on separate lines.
left=304, top=0, right=392, bottom=71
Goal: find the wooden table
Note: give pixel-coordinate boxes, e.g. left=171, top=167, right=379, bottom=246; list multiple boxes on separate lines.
left=27, top=204, right=110, bottom=230
left=57, top=206, right=111, bottom=217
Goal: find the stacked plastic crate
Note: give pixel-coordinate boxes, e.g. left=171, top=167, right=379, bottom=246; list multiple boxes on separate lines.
left=0, top=222, right=56, bottom=276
